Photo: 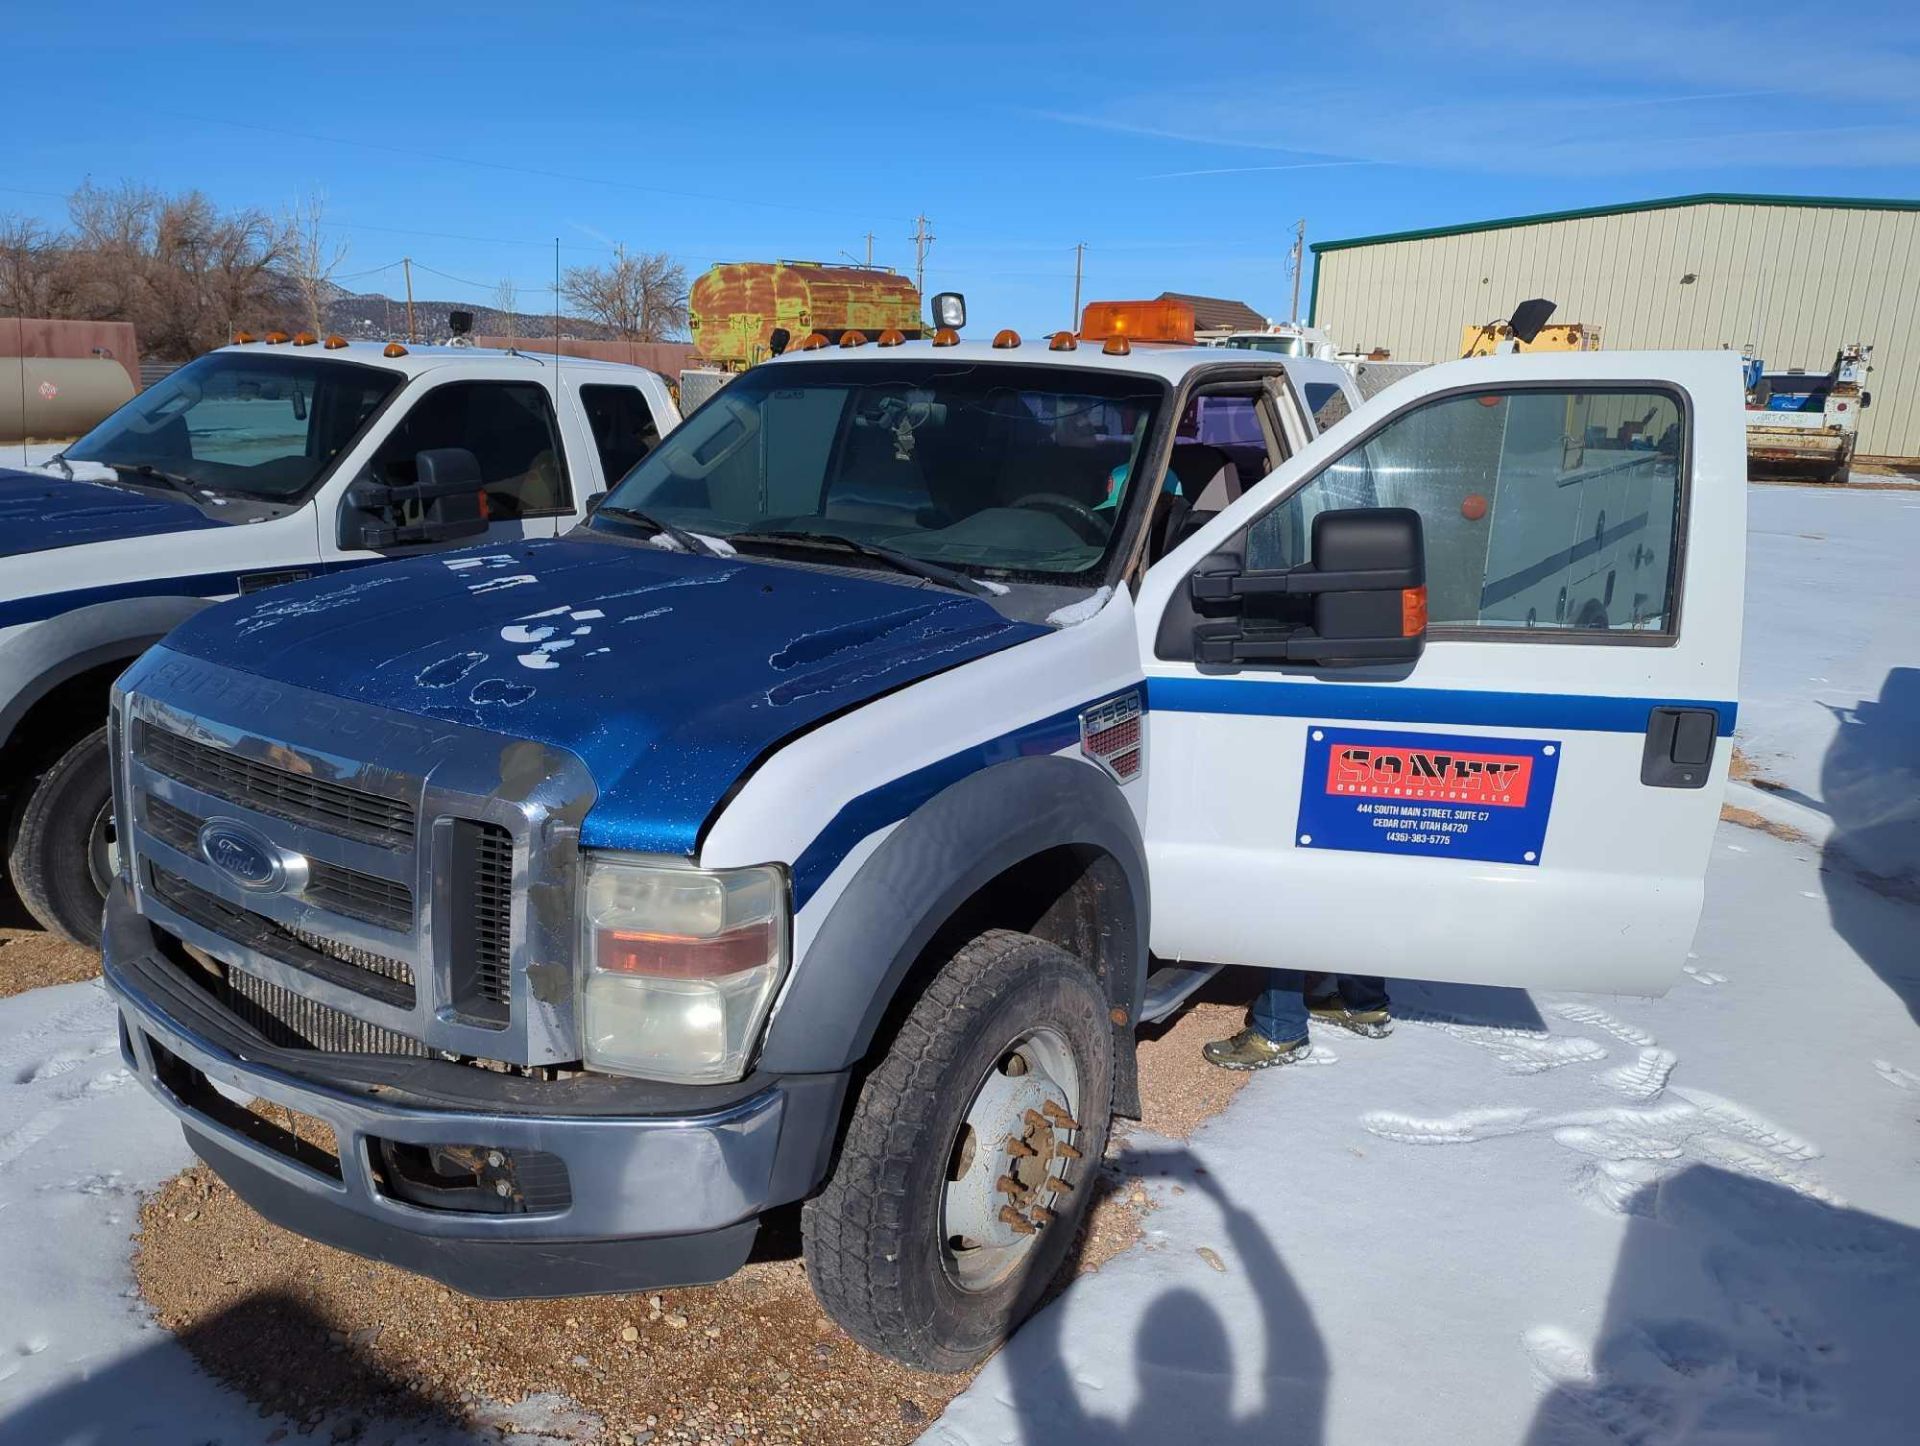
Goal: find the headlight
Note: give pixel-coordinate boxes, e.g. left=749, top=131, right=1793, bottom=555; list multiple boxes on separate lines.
left=578, top=853, right=788, bottom=1084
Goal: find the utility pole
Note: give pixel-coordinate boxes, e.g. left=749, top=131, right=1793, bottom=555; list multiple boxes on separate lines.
left=1287, top=219, right=1306, bottom=327
left=1071, top=242, right=1088, bottom=330
left=865, top=230, right=875, bottom=268
left=402, top=256, right=417, bottom=342
left=908, top=214, right=934, bottom=300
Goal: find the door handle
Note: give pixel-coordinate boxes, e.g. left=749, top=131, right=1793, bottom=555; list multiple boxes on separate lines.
left=1640, top=706, right=1720, bottom=788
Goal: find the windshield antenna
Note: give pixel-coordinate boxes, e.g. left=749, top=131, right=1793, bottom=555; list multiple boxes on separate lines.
left=553, top=237, right=562, bottom=392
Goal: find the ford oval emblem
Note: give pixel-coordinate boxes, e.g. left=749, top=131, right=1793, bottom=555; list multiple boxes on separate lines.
left=197, top=819, right=304, bottom=893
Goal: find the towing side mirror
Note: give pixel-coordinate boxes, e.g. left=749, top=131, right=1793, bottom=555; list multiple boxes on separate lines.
left=1176, top=507, right=1427, bottom=669
left=337, top=446, right=490, bottom=550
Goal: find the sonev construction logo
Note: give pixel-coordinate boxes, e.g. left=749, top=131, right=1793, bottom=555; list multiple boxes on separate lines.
left=1327, top=744, right=1535, bottom=807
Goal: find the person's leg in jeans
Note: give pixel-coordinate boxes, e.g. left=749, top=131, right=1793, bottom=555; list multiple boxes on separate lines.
left=1308, top=973, right=1393, bottom=1037
left=1204, top=970, right=1312, bottom=1070
left=1249, top=970, right=1310, bottom=1044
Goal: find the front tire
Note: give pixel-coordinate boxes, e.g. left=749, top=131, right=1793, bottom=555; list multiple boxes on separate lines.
left=802, top=929, right=1114, bottom=1372
left=8, top=727, right=114, bottom=949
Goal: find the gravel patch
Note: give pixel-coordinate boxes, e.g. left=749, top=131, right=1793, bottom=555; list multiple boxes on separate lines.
left=0, top=885, right=99, bottom=998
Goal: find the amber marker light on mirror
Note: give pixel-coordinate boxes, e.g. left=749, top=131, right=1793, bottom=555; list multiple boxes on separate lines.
left=1402, top=585, right=1429, bottom=636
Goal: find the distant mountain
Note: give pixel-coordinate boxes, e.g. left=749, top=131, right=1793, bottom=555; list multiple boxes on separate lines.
left=321, top=289, right=616, bottom=343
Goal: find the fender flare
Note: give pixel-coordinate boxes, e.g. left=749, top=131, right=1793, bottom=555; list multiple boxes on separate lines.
left=759, top=753, right=1149, bottom=1078
left=0, top=595, right=212, bottom=749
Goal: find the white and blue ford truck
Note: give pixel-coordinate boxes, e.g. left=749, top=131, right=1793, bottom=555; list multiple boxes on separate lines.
left=1, top=337, right=678, bottom=945
left=100, top=305, right=1744, bottom=1371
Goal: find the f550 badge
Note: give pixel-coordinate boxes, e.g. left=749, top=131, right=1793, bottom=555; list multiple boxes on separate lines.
left=1297, top=726, right=1560, bottom=866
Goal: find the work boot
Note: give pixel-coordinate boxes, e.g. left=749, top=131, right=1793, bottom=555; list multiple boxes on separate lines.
left=1307, top=1000, right=1393, bottom=1038
left=1202, top=1028, right=1312, bottom=1071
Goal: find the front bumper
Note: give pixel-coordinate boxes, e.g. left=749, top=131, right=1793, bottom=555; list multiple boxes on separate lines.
left=104, top=882, right=846, bottom=1297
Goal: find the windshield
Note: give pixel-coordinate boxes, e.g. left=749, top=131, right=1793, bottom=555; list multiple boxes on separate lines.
left=592, top=360, right=1167, bottom=581
left=66, top=351, right=402, bottom=500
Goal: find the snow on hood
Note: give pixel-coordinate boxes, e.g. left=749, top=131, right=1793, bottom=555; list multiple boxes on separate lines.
left=160, top=536, right=1047, bottom=855
left=0, top=468, right=226, bottom=559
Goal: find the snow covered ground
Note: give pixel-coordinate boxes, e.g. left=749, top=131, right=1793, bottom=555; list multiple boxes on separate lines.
left=931, top=484, right=1920, bottom=1446
left=0, top=484, right=1914, bottom=1444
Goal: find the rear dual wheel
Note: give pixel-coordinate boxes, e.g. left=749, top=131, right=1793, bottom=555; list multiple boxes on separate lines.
left=802, top=928, right=1114, bottom=1372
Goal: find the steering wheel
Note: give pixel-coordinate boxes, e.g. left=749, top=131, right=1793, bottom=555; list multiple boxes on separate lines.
left=1008, top=491, right=1107, bottom=544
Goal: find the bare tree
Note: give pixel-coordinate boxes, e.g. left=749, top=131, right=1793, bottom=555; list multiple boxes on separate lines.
left=562, top=245, right=687, bottom=341
left=57, top=181, right=295, bottom=358
left=284, top=189, right=348, bottom=336
left=0, top=215, right=68, bottom=316
left=492, top=276, right=519, bottom=338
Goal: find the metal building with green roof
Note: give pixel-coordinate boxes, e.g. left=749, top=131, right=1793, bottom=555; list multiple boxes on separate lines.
left=1310, top=193, right=1920, bottom=463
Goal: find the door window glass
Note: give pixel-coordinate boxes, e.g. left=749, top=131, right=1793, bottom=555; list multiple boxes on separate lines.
left=1245, top=388, right=1683, bottom=634
left=580, top=383, right=662, bottom=487
left=368, top=380, right=570, bottom=518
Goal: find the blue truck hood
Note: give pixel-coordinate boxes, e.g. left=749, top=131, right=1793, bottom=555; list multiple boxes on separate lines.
left=0, top=469, right=227, bottom=558
left=162, top=536, right=1048, bottom=854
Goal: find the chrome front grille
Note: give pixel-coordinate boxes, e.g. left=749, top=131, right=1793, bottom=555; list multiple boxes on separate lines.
left=134, top=719, right=416, bottom=847
left=148, top=865, right=416, bottom=1008
left=144, top=795, right=413, bottom=931
left=117, top=650, right=594, bottom=1066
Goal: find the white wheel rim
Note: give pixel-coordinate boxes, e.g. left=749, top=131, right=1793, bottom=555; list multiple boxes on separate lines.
left=940, top=1026, right=1084, bottom=1293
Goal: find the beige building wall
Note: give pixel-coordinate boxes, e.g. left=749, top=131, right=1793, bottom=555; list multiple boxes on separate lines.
left=1311, top=198, right=1920, bottom=461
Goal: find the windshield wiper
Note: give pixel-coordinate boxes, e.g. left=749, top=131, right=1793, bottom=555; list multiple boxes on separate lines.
left=41, top=453, right=74, bottom=479
left=594, top=503, right=728, bottom=558
left=727, top=529, right=993, bottom=596
left=109, top=463, right=204, bottom=500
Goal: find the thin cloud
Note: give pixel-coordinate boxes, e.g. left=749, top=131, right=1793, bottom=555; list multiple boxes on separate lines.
left=1141, top=160, right=1379, bottom=180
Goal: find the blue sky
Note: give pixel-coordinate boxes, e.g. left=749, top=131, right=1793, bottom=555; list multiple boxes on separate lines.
left=6, top=1, right=1919, bottom=334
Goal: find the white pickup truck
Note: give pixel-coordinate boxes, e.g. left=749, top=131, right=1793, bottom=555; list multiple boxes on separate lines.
left=101, top=301, right=1743, bottom=1371
left=1, top=336, right=679, bottom=945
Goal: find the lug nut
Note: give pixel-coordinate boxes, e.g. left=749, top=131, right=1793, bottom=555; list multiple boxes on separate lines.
left=1055, top=1142, right=1083, bottom=1160
left=1004, top=1136, right=1037, bottom=1158
left=1041, top=1101, right=1081, bottom=1130
left=1041, top=1175, right=1073, bottom=1196
left=995, top=1175, right=1026, bottom=1198
left=998, top=1206, right=1036, bottom=1236
left=1029, top=1203, right=1056, bottom=1226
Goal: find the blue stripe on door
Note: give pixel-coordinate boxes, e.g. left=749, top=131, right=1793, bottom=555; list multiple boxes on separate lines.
left=1146, top=676, right=1736, bottom=736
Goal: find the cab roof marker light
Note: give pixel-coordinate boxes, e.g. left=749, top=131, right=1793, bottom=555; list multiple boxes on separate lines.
left=1048, top=331, right=1077, bottom=351
left=292, top=331, right=317, bottom=346
left=1103, top=335, right=1132, bottom=356
left=797, top=332, right=830, bottom=352
left=323, top=334, right=348, bottom=349
left=839, top=329, right=868, bottom=348
left=992, top=329, right=1021, bottom=349
left=931, top=328, right=960, bottom=348
left=877, top=328, right=905, bottom=347
left=264, top=330, right=289, bottom=344
left=231, top=331, right=256, bottom=345
left=383, top=342, right=409, bottom=357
